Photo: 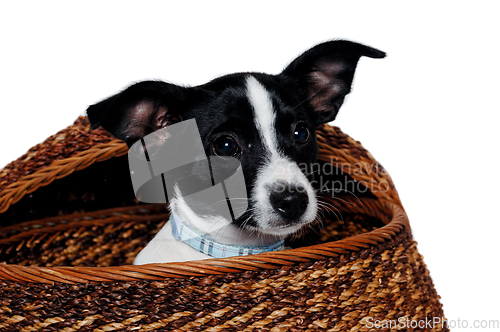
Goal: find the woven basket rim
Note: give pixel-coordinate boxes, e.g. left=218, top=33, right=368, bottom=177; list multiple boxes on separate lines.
left=0, top=198, right=408, bottom=284
left=0, top=120, right=408, bottom=284
left=0, top=139, right=129, bottom=214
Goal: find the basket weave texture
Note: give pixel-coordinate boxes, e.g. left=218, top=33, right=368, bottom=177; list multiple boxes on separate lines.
left=0, top=117, right=446, bottom=331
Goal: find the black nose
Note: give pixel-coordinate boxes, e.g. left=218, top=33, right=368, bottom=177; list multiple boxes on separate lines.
left=269, top=184, right=309, bottom=222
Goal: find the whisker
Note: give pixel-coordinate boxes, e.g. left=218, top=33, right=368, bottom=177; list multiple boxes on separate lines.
left=316, top=197, right=344, bottom=226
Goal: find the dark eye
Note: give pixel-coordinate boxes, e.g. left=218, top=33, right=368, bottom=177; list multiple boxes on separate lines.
left=293, top=123, right=310, bottom=144
left=213, top=136, right=240, bottom=157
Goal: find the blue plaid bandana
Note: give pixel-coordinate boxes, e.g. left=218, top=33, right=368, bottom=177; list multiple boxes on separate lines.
left=170, top=213, right=286, bottom=258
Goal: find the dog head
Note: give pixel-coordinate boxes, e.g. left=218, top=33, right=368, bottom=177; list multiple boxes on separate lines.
left=87, top=40, right=385, bottom=244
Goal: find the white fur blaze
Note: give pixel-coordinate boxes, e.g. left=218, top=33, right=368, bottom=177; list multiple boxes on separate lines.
left=246, top=76, right=280, bottom=157
left=246, top=76, right=317, bottom=235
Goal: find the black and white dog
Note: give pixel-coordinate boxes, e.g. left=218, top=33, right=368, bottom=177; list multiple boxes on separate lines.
left=87, top=40, right=384, bottom=264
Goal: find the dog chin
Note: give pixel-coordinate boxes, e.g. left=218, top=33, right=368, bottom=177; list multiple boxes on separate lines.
left=250, top=224, right=305, bottom=238
left=256, top=218, right=316, bottom=237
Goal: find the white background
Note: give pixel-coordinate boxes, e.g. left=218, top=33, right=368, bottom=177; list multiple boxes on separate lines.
left=1, top=1, right=499, bottom=328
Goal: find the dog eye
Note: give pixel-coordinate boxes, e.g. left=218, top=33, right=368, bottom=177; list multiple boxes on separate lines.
left=293, top=123, right=310, bottom=144
left=212, top=136, right=240, bottom=157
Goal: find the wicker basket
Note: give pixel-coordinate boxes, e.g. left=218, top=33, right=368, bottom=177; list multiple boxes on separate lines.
left=0, top=117, right=446, bottom=331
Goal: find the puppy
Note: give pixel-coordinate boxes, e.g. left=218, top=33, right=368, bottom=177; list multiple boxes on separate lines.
left=87, top=40, right=385, bottom=264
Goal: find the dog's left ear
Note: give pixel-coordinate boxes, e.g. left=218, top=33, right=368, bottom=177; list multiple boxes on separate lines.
left=86, top=81, right=186, bottom=146
left=282, top=40, right=385, bottom=126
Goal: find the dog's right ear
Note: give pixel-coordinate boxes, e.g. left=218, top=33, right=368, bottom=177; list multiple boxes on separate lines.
left=86, top=81, right=186, bottom=146
left=282, top=40, right=385, bottom=126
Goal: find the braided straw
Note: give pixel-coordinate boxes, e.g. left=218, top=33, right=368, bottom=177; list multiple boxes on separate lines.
left=316, top=125, right=401, bottom=205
